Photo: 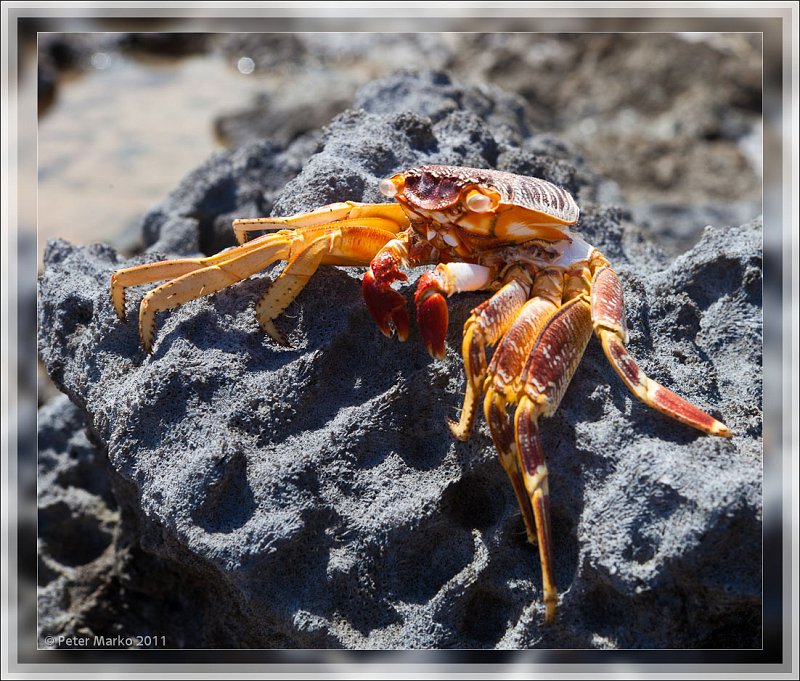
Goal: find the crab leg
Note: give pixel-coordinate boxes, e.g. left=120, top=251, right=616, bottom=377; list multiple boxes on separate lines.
left=448, top=276, right=530, bottom=441
left=254, top=239, right=329, bottom=345
left=111, top=232, right=285, bottom=320
left=255, top=224, right=397, bottom=345
left=125, top=221, right=398, bottom=353
left=591, top=266, right=732, bottom=437
left=414, top=262, right=498, bottom=360
left=136, top=237, right=293, bottom=352
left=483, top=295, right=559, bottom=547
left=113, top=201, right=407, bottom=319
left=233, top=201, right=407, bottom=244
left=480, top=271, right=564, bottom=542
left=514, top=295, right=594, bottom=624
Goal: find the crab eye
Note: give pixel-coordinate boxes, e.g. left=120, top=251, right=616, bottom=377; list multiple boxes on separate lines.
left=466, top=190, right=493, bottom=213
left=379, top=178, right=398, bottom=198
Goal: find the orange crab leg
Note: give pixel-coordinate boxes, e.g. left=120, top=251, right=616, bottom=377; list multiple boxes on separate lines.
left=135, top=236, right=294, bottom=353
left=514, top=295, right=594, bottom=624
left=448, top=276, right=530, bottom=441
left=116, top=219, right=400, bottom=353
left=483, top=294, right=559, bottom=547
left=139, top=223, right=398, bottom=352
left=111, top=231, right=288, bottom=321
left=254, top=238, right=330, bottom=345
left=591, top=266, right=732, bottom=437
left=233, top=201, right=407, bottom=244
left=111, top=201, right=408, bottom=320
left=112, top=202, right=407, bottom=321
left=255, top=224, right=398, bottom=345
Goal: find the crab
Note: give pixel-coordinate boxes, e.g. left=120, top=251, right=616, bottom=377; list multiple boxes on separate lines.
left=110, top=164, right=733, bottom=624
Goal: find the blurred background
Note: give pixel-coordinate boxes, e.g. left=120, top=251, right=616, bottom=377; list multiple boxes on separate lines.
left=8, top=6, right=790, bottom=671
left=32, top=29, right=767, bottom=263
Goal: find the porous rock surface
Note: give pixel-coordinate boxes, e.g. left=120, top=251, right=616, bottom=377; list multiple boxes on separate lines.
left=38, top=71, right=762, bottom=648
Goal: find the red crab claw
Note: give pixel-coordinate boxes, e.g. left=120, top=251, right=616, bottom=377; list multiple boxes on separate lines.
left=415, top=270, right=449, bottom=360
left=363, top=251, right=410, bottom=341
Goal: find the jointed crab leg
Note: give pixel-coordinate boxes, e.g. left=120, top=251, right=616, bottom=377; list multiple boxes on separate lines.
left=112, top=200, right=407, bottom=320
left=483, top=294, right=559, bottom=546
left=135, top=235, right=295, bottom=353
left=139, top=222, right=398, bottom=352
left=590, top=267, right=733, bottom=437
left=113, top=211, right=405, bottom=352
left=110, top=232, right=284, bottom=321
left=232, top=201, right=407, bottom=244
left=254, top=238, right=328, bottom=345
left=514, top=294, right=594, bottom=624
left=414, top=262, right=499, bottom=360
left=254, top=222, right=401, bottom=345
left=480, top=270, right=565, bottom=543
left=448, top=275, right=530, bottom=441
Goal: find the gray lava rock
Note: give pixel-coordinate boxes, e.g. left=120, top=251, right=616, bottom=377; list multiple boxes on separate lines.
left=37, top=71, right=761, bottom=648
left=38, top=395, right=120, bottom=643
left=213, top=34, right=452, bottom=149
left=37, top=394, right=276, bottom=648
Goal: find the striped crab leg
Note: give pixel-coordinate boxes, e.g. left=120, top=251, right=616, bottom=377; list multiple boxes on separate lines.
left=447, top=273, right=531, bottom=441
left=483, top=294, right=558, bottom=546
left=480, top=270, right=563, bottom=555
left=590, top=266, right=733, bottom=437
left=112, top=202, right=408, bottom=352
left=513, top=293, right=595, bottom=624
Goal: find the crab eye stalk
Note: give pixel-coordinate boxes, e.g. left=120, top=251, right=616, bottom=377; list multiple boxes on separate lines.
left=379, top=178, right=399, bottom=198
left=465, top=190, right=493, bottom=213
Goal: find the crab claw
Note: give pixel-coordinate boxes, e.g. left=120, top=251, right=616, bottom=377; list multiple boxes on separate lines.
left=415, top=270, right=449, bottom=360
left=363, top=252, right=409, bottom=341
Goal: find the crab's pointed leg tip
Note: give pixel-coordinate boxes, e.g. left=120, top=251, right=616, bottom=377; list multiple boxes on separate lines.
left=140, top=329, right=154, bottom=356
left=260, top=318, right=291, bottom=347
left=713, top=421, right=734, bottom=438
left=447, top=418, right=471, bottom=442
left=112, top=301, right=125, bottom=321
